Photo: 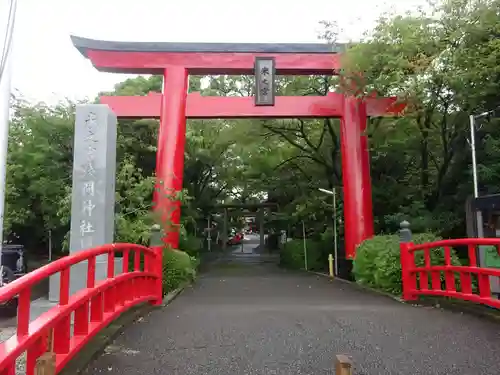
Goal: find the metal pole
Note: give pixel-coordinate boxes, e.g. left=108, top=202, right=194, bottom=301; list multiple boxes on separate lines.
left=318, top=187, right=339, bottom=276
left=470, top=114, right=485, bottom=243
left=470, top=113, right=484, bottom=236
left=470, top=113, right=494, bottom=294
left=223, top=208, right=228, bottom=252
left=48, top=229, right=52, bottom=261
left=470, top=115, right=479, bottom=198
left=207, top=216, right=211, bottom=252
left=333, top=188, right=339, bottom=276
left=259, top=208, right=265, bottom=249
left=302, top=220, right=308, bottom=271
left=0, top=0, right=18, bottom=284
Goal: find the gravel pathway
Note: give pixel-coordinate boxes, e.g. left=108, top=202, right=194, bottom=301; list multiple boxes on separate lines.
left=0, top=327, right=25, bottom=375
left=82, top=262, right=500, bottom=375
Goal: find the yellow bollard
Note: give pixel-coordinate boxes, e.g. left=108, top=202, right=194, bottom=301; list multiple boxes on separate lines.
left=328, top=254, right=334, bottom=278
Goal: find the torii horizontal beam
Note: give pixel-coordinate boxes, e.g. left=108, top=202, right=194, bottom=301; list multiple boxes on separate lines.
left=71, top=35, right=343, bottom=75
left=206, top=203, right=278, bottom=210
left=100, top=92, right=405, bottom=119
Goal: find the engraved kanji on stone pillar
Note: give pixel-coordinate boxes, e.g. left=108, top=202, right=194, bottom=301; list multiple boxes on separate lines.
left=49, top=104, right=122, bottom=301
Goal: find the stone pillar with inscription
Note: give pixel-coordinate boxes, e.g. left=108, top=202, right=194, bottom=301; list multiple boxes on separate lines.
left=49, top=104, right=122, bottom=302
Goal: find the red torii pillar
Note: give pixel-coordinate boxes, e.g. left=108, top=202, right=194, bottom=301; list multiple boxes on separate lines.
left=70, top=35, right=404, bottom=257
left=155, top=67, right=189, bottom=247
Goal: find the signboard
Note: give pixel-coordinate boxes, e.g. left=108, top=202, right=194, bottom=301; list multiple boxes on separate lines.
left=254, top=57, right=275, bottom=106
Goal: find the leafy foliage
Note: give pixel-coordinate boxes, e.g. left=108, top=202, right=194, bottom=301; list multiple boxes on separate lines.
left=341, top=0, right=500, bottom=237
left=280, top=237, right=332, bottom=272
left=178, top=235, right=203, bottom=259
left=162, top=248, right=198, bottom=294
left=353, top=233, right=462, bottom=295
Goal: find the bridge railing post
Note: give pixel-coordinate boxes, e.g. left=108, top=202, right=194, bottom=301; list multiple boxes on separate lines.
left=399, top=220, right=417, bottom=301
left=150, top=224, right=164, bottom=305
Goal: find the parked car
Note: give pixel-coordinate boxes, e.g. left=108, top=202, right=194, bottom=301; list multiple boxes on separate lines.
left=227, top=232, right=243, bottom=245
left=0, top=244, right=28, bottom=309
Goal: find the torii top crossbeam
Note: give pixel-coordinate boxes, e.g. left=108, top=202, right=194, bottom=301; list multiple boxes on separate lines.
left=71, top=35, right=406, bottom=260
left=71, top=35, right=344, bottom=75
left=72, top=36, right=403, bottom=119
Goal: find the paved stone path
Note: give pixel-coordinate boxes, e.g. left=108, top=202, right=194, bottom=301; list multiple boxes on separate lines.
left=84, top=242, right=500, bottom=375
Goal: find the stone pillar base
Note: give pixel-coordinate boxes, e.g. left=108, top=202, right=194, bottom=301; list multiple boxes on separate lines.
left=48, top=257, right=123, bottom=302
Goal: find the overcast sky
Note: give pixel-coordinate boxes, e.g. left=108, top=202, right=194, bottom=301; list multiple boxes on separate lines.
left=4, top=0, right=427, bottom=104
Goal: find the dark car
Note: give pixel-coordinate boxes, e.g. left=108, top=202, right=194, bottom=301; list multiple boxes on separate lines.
left=1, top=244, right=28, bottom=284
left=0, top=245, right=28, bottom=310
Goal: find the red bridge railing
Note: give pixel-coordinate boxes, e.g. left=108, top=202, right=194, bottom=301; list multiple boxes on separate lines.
left=0, top=243, right=162, bottom=375
left=400, top=223, right=500, bottom=308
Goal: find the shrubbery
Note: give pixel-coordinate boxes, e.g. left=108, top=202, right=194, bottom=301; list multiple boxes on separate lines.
left=280, top=230, right=465, bottom=297
left=353, top=233, right=461, bottom=295
left=178, top=234, right=203, bottom=258
left=280, top=239, right=326, bottom=271
left=162, top=248, right=199, bottom=294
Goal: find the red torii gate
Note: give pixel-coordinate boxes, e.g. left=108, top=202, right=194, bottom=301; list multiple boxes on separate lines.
left=71, top=36, right=404, bottom=259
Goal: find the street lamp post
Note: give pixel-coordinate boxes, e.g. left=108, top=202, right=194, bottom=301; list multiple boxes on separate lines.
left=318, top=188, right=338, bottom=276
left=0, top=0, right=18, bottom=286
left=207, top=216, right=212, bottom=252
left=470, top=106, right=500, bottom=198
left=469, top=114, right=480, bottom=199
left=469, top=114, right=485, bottom=243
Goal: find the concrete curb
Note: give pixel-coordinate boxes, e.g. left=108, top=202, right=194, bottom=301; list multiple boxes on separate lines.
left=60, top=283, right=190, bottom=375
left=160, top=282, right=189, bottom=307
left=308, top=271, right=500, bottom=323
left=415, top=296, right=500, bottom=323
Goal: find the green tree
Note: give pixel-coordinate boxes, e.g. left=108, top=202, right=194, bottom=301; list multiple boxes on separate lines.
left=341, top=0, right=500, bottom=235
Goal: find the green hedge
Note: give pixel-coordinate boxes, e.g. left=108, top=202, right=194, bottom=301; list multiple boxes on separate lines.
left=178, top=234, right=203, bottom=258
left=280, top=239, right=324, bottom=271
left=353, top=233, right=461, bottom=295
left=162, top=248, right=199, bottom=294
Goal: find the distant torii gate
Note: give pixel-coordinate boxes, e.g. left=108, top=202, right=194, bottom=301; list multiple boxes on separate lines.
left=71, top=36, right=404, bottom=259
left=207, top=202, right=278, bottom=251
